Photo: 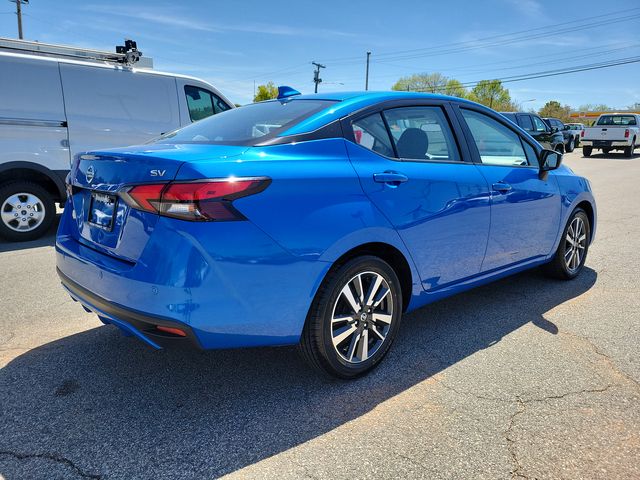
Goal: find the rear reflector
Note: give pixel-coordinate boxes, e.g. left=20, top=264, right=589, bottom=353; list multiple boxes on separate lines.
left=120, top=177, right=270, bottom=221
left=156, top=326, right=187, bottom=337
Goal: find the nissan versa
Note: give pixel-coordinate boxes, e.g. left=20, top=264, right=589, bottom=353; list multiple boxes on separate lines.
left=56, top=89, right=596, bottom=378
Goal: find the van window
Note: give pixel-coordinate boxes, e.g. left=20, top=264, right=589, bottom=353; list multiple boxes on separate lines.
left=185, top=86, right=231, bottom=122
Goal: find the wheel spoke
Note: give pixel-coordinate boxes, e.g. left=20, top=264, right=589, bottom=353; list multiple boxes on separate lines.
left=365, top=274, right=383, bottom=306
left=372, top=287, right=390, bottom=308
left=346, top=332, right=361, bottom=361
left=372, top=313, right=393, bottom=325
left=370, top=325, right=385, bottom=341
left=332, top=324, right=357, bottom=347
left=357, top=329, right=369, bottom=361
left=340, top=284, right=360, bottom=314
left=354, top=274, right=365, bottom=306
left=331, top=315, right=353, bottom=325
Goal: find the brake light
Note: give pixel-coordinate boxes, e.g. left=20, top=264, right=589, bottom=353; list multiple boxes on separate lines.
left=120, top=177, right=270, bottom=221
left=581, top=130, right=585, bottom=137
left=625, top=128, right=630, bottom=138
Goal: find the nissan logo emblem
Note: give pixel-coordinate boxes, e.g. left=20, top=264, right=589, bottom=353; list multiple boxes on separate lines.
left=86, top=165, right=95, bottom=183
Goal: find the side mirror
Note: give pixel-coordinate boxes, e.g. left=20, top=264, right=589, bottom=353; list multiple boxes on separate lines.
left=549, top=126, right=559, bottom=133
left=563, top=125, right=571, bottom=131
left=540, top=149, right=562, bottom=172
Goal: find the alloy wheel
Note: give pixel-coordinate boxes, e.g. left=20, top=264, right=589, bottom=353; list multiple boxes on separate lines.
left=330, top=271, right=393, bottom=364
left=1, top=192, right=46, bottom=232
left=564, top=216, right=587, bottom=272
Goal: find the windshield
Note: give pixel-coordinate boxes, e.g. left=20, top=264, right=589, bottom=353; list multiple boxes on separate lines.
left=596, top=115, right=637, bottom=126
left=158, top=99, right=336, bottom=145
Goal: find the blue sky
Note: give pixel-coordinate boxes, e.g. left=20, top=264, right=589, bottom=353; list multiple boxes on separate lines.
left=1, top=0, right=639, bottom=109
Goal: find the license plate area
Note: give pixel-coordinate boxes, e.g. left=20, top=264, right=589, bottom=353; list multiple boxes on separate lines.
left=88, top=192, right=118, bottom=231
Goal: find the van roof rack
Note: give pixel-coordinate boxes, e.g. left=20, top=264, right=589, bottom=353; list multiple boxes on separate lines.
left=0, top=37, right=153, bottom=68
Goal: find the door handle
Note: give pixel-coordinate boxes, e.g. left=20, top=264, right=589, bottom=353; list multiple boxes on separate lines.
left=373, top=172, right=409, bottom=185
left=492, top=182, right=512, bottom=193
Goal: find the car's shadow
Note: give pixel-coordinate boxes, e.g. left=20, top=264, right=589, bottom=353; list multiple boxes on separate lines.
left=582, top=152, right=640, bottom=160
left=0, top=214, right=60, bottom=253
left=0, top=268, right=597, bottom=478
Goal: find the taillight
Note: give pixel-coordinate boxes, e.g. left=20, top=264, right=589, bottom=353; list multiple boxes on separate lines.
left=581, top=130, right=585, bottom=137
left=625, top=129, right=630, bottom=138
left=120, top=177, right=270, bottom=221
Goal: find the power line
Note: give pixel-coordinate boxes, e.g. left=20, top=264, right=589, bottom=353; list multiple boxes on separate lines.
left=317, top=7, right=640, bottom=65
left=407, top=56, right=640, bottom=92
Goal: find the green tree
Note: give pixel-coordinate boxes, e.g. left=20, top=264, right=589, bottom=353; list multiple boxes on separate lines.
left=538, top=100, right=572, bottom=123
left=254, top=81, right=278, bottom=102
left=468, top=80, right=513, bottom=110
left=578, top=103, right=613, bottom=112
left=443, top=79, right=467, bottom=98
left=391, top=72, right=449, bottom=93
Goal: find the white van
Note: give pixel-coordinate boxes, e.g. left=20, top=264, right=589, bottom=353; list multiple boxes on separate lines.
left=0, top=38, right=234, bottom=241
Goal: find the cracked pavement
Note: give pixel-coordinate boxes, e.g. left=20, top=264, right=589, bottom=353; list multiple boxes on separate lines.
left=1, top=150, right=639, bottom=479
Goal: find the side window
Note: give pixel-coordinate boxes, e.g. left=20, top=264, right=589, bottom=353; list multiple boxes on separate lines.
left=382, top=106, right=460, bottom=161
left=461, top=109, right=530, bottom=167
left=517, top=115, right=534, bottom=132
left=352, top=113, right=394, bottom=157
left=185, top=86, right=230, bottom=121
left=522, top=140, right=539, bottom=168
left=532, top=116, right=548, bottom=132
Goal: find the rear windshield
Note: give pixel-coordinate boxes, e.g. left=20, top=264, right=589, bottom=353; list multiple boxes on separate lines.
left=596, top=115, right=637, bottom=126
left=158, top=99, right=336, bottom=145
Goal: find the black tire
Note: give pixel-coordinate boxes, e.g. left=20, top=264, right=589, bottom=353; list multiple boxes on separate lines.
left=583, top=146, right=592, bottom=157
left=299, top=255, right=403, bottom=378
left=624, top=139, right=635, bottom=158
left=0, top=181, right=56, bottom=242
left=543, top=208, right=590, bottom=280
left=603, top=148, right=611, bottom=155
left=566, top=137, right=575, bottom=153
left=555, top=144, right=565, bottom=154
left=575, top=135, right=580, bottom=148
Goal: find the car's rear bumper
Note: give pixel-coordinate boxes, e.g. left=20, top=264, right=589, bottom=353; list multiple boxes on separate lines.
left=58, top=268, right=202, bottom=349
left=56, top=205, right=332, bottom=350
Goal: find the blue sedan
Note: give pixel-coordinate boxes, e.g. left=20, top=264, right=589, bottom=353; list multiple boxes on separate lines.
left=56, top=88, right=596, bottom=378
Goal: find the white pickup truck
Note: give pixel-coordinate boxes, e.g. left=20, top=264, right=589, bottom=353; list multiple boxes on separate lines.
left=581, top=113, right=639, bottom=157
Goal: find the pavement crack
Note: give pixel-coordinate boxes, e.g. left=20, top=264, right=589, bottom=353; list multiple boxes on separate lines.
left=560, top=331, right=640, bottom=390
left=505, top=397, right=527, bottom=479
left=0, top=450, right=101, bottom=479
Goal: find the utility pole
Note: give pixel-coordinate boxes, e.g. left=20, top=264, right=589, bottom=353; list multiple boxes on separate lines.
left=312, top=61, right=325, bottom=93
left=10, top=0, right=28, bottom=40
left=365, top=51, right=371, bottom=91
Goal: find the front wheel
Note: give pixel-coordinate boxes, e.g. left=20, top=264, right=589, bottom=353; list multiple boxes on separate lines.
left=299, top=256, right=403, bottom=378
left=543, top=208, right=590, bottom=280
left=0, top=181, right=56, bottom=242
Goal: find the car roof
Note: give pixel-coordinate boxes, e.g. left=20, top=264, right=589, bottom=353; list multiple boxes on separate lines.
left=280, top=91, right=475, bottom=136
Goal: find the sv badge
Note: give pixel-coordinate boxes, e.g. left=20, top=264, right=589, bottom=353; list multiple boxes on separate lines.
left=150, top=169, right=166, bottom=177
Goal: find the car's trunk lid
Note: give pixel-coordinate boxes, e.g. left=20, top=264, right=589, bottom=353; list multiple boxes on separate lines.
left=67, top=144, right=249, bottom=262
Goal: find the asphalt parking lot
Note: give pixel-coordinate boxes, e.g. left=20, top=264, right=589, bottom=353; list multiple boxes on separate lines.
left=0, top=149, right=638, bottom=480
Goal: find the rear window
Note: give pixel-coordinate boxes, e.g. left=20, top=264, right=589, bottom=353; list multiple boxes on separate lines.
left=596, top=115, right=637, bottom=126
left=158, top=99, right=335, bottom=145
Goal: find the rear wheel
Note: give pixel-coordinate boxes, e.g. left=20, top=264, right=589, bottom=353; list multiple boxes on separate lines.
left=0, top=181, right=55, bottom=242
left=543, top=208, right=590, bottom=280
left=566, top=137, right=575, bottom=153
left=299, top=256, right=403, bottom=378
left=624, top=139, right=635, bottom=157
left=583, top=146, right=592, bottom=157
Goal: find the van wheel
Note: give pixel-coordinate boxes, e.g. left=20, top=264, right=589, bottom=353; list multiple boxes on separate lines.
left=0, top=181, right=55, bottom=242
left=299, top=256, right=403, bottom=378
left=624, top=139, right=635, bottom=157
left=583, top=146, right=592, bottom=157
left=543, top=208, right=590, bottom=280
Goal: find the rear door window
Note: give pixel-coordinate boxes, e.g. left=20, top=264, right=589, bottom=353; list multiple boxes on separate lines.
left=382, top=106, right=460, bottom=161
left=185, top=86, right=231, bottom=122
left=352, top=113, right=394, bottom=157
left=517, top=114, right=534, bottom=132
left=532, top=116, right=548, bottom=132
